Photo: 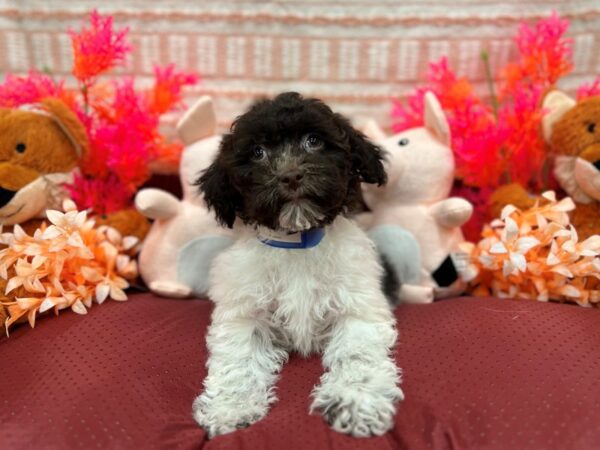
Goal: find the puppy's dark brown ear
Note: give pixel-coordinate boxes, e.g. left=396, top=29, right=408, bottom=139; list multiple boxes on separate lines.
left=196, top=135, right=242, bottom=228
left=335, top=114, right=387, bottom=186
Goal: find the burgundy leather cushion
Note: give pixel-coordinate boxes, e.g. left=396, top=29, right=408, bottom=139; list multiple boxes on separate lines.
left=1, top=294, right=599, bottom=450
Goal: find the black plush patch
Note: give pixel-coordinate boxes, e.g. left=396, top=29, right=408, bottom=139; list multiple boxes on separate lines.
left=379, top=254, right=400, bottom=305
left=0, top=186, right=16, bottom=208
left=432, top=255, right=458, bottom=287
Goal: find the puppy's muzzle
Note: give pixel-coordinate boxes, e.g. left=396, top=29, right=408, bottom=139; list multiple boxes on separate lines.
left=280, top=169, right=305, bottom=191
left=0, top=186, right=16, bottom=208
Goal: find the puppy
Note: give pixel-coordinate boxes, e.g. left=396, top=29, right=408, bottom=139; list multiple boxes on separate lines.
left=192, top=92, right=403, bottom=438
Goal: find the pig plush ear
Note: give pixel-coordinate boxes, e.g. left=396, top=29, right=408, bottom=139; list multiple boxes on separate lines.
left=362, top=119, right=387, bottom=141
left=542, top=90, right=576, bottom=143
left=424, top=91, right=451, bottom=147
left=177, top=96, right=217, bottom=146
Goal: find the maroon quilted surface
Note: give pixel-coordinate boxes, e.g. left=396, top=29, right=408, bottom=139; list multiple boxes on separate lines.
left=1, top=293, right=599, bottom=450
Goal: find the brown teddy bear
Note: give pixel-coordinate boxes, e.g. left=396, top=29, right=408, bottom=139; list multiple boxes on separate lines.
left=0, top=98, right=150, bottom=237
left=0, top=98, right=87, bottom=233
left=490, top=90, right=600, bottom=240
left=544, top=91, right=600, bottom=240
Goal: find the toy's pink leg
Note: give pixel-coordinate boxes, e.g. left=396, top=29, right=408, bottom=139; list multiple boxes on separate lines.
left=398, top=284, right=434, bottom=304
left=149, top=281, right=193, bottom=298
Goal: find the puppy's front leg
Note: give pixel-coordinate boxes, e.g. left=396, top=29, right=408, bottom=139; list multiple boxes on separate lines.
left=193, top=313, right=287, bottom=437
left=311, top=315, right=404, bottom=437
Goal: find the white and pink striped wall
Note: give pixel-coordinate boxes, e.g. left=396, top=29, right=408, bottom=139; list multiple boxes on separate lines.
left=0, top=0, right=598, bottom=131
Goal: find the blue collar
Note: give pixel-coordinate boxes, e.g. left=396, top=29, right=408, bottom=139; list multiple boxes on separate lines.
left=258, top=227, right=325, bottom=249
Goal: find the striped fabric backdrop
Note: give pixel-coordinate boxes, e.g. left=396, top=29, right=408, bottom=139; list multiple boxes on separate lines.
left=0, top=0, right=598, bottom=131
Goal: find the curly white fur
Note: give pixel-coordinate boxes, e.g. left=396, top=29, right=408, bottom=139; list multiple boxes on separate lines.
left=193, top=216, right=403, bottom=438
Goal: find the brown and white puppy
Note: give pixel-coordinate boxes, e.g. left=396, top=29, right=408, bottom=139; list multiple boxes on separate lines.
left=192, top=92, right=403, bottom=438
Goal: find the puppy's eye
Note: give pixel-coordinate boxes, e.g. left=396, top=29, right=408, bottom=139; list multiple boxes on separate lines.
left=251, top=145, right=267, bottom=161
left=398, top=138, right=409, bottom=146
left=15, top=142, right=26, bottom=153
left=588, top=123, right=596, bottom=134
left=303, top=134, right=323, bottom=151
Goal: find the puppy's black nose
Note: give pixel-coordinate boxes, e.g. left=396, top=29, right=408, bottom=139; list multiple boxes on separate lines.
left=593, top=160, right=600, bottom=171
left=0, top=186, right=16, bottom=208
left=280, top=170, right=304, bottom=190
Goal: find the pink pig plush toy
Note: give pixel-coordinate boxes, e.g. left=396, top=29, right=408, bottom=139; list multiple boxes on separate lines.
left=361, top=92, right=473, bottom=304
left=135, top=97, right=235, bottom=298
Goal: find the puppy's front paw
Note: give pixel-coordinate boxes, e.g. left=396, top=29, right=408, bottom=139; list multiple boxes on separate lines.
left=192, top=392, right=269, bottom=438
left=311, top=382, right=404, bottom=437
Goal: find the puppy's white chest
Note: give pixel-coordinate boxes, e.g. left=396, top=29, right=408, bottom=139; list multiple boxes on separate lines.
left=209, top=217, right=385, bottom=355
left=267, top=251, right=336, bottom=355
left=271, top=291, right=331, bottom=355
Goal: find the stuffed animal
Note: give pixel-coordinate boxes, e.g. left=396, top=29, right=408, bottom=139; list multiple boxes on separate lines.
left=135, top=97, right=235, bottom=298
left=544, top=90, right=600, bottom=240
left=490, top=90, right=600, bottom=241
left=0, top=98, right=88, bottom=233
left=0, top=98, right=150, bottom=241
left=361, top=92, right=473, bottom=303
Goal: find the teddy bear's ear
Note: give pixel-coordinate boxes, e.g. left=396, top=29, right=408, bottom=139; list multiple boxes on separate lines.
left=40, top=98, right=89, bottom=159
left=424, top=91, right=451, bottom=146
left=542, top=90, right=577, bottom=143
left=177, top=96, right=217, bottom=146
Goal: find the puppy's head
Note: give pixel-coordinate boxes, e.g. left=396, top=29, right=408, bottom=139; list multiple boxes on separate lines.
left=197, top=92, right=386, bottom=231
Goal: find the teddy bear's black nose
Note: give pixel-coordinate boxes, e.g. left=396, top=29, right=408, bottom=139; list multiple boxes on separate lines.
left=594, top=160, right=600, bottom=171
left=0, top=186, right=16, bottom=208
